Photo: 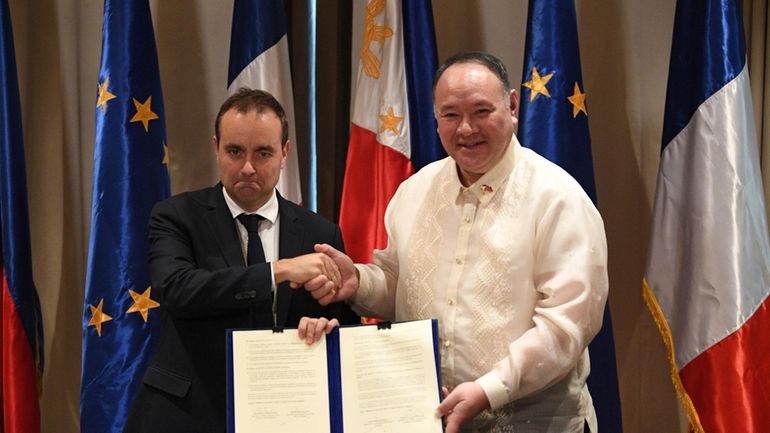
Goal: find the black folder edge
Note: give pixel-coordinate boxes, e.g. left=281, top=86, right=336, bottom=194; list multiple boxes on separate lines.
left=431, top=319, right=444, bottom=410
left=326, top=327, right=342, bottom=433
left=225, top=319, right=442, bottom=433
left=226, top=329, right=235, bottom=433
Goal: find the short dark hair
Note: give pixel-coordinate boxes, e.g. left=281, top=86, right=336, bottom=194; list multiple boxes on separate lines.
left=432, top=51, right=511, bottom=98
left=214, top=88, right=289, bottom=145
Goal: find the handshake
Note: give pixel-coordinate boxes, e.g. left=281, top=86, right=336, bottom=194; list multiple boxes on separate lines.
left=273, top=243, right=358, bottom=306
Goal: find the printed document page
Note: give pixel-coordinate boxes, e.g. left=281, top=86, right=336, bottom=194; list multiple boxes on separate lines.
left=231, top=329, right=330, bottom=433
left=338, top=320, right=442, bottom=433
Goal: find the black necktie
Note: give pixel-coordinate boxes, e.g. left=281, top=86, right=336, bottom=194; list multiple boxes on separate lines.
left=237, top=213, right=274, bottom=328
left=236, top=214, right=266, bottom=265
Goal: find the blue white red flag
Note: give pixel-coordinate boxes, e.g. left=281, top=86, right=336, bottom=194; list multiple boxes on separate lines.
left=643, top=0, right=770, bottom=431
left=228, top=0, right=302, bottom=204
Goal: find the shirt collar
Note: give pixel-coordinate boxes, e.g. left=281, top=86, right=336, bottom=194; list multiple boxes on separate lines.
left=222, top=187, right=279, bottom=224
left=453, top=135, right=520, bottom=203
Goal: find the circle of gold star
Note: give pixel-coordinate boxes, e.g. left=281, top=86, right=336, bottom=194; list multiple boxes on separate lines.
left=379, top=106, right=403, bottom=135
left=96, top=78, right=117, bottom=114
left=87, top=299, right=113, bottom=337
left=130, top=96, right=160, bottom=132
left=522, top=67, right=554, bottom=102
left=568, top=82, right=587, bottom=118
left=126, top=286, right=161, bottom=323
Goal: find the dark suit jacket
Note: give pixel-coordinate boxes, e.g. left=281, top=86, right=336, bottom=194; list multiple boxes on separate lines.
left=123, top=184, right=359, bottom=433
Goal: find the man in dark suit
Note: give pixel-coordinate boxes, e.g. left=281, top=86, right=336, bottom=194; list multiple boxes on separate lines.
left=123, top=88, right=359, bottom=433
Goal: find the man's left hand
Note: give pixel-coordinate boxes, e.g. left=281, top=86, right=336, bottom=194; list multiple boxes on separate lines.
left=436, top=382, right=490, bottom=433
left=297, top=317, right=339, bottom=345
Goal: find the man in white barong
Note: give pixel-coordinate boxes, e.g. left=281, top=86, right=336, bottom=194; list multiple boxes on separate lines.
left=310, top=51, right=608, bottom=433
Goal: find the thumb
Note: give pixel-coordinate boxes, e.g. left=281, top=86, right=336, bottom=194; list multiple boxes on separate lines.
left=436, top=389, right=458, bottom=417
left=314, top=243, right=341, bottom=258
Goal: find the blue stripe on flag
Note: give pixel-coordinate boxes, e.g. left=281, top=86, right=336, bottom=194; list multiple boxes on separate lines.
left=228, top=0, right=287, bottom=86
left=518, top=1, right=622, bottom=432
left=80, top=1, right=170, bottom=432
left=661, top=0, right=745, bottom=148
left=401, top=0, right=445, bottom=171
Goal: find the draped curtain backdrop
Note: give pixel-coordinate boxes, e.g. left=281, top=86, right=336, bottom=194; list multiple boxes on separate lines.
left=6, top=1, right=769, bottom=432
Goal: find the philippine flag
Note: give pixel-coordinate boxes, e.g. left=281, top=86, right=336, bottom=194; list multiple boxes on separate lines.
left=643, top=0, right=770, bottom=432
left=228, top=0, right=302, bottom=205
left=339, top=0, right=444, bottom=263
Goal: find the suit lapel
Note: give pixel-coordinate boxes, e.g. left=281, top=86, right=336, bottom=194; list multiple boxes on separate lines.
left=205, top=184, right=244, bottom=267
left=275, top=194, right=303, bottom=327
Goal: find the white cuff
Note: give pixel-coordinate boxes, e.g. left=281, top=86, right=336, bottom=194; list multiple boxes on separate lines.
left=351, top=264, right=370, bottom=304
left=475, top=371, right=510, bottom=410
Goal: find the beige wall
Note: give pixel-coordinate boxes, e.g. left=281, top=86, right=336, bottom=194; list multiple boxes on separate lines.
left=9, top=0, right=767, bottom=432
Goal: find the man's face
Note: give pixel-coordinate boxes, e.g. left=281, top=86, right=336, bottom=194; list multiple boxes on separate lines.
left=434, top=62, right=518, bottom=186
left=214, top=108, right=288, bottom=212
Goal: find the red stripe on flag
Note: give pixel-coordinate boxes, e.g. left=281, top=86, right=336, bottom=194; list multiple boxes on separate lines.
left=339, top=124, right=414, bottom=263
left=2, top=269, right=41, bottom=433
left=680, top=296, right=770, bottom=433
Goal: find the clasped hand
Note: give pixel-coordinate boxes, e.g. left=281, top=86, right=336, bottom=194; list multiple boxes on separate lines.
left=274, top=252, right=341, bottom=303
left=275, top=244, right=359, bottom=306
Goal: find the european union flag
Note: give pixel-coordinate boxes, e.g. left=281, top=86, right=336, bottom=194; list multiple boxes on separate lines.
left=518, top=1, right=622, bottom=432
left=80, top=1, right=170, bottom=432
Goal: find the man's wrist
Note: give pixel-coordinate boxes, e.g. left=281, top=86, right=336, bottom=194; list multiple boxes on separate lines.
left=272, top=258, right=288, bottom=283
left=350, top=264, right=365, bottom=303
left=475, top=371, right=508, bottom=410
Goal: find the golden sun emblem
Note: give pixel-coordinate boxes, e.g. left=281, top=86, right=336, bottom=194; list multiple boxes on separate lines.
left=360, top=0, right=394, bottom=79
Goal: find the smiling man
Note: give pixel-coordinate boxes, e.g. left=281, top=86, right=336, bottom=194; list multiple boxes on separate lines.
left=123, top=88, right=359, bottom=433
left=312, top=52, right=609, bottom=433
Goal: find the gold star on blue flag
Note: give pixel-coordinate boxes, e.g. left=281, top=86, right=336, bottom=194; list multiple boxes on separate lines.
left=80, top=1, right=170, bottom=433
left=518, top=1, right=623, bottom=432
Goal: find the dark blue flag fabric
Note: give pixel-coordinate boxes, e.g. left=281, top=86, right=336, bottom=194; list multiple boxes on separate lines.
left=1, top=0, right=44, bottom=431
left=79, top=1, right=170, bottom=432
left=518, top=1, right=622, bottom=432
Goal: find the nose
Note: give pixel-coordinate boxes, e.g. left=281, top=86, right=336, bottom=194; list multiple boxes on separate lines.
left=241, top=159, right=256, bottom=175
left=458, top=116, right=475, bottom=135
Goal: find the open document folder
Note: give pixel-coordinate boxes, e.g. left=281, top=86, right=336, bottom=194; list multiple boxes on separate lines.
left=226, top=319, right=443, bottom=433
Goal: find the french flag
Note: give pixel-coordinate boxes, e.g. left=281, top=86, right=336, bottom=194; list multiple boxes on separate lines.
left=340, top=0, right=444, bottom=263
left=1, top=0, right=44, bottom=431
left=643, top=0, right=770, bottom=431
left=228, top=0, right=302, bottom=205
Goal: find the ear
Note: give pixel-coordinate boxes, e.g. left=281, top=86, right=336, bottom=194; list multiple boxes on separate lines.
left=509, top=89, right=520, bottom=134
left=281, top=140, right=290, bottom=169
left=212, top=136, right=219, bottom=158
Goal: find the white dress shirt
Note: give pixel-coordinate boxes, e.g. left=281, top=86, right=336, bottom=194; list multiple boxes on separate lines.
left=222, top=187, right=280, bottom=291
